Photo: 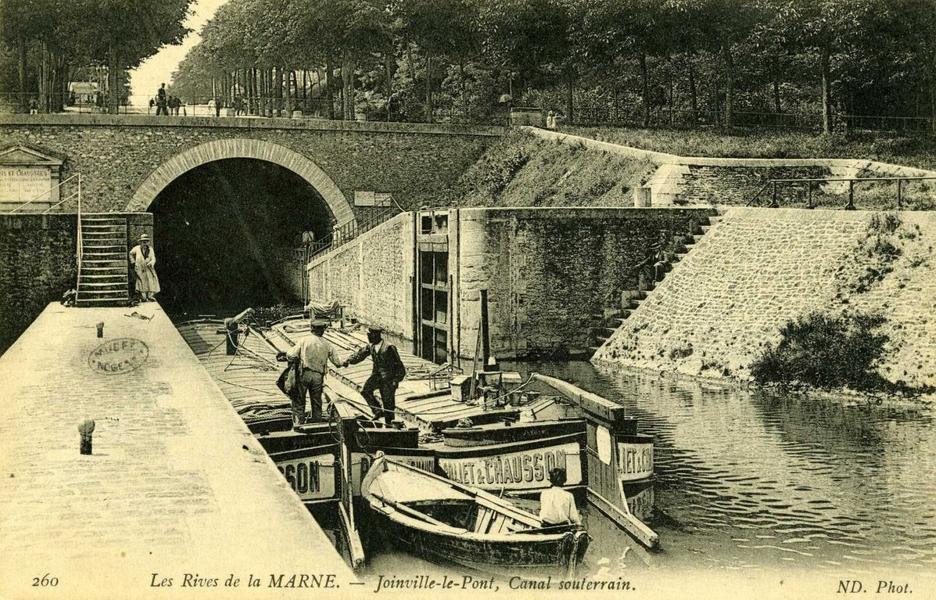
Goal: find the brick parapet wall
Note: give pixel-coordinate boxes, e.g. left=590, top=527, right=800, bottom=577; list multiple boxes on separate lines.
left=0, top=119, right=497, bottom=216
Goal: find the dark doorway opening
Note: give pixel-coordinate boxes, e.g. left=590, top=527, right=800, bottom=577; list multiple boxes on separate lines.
left=149, top=158, right=332, bottom=318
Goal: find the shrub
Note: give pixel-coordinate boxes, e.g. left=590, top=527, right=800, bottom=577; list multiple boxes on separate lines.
left=751, top=312, right=889, bottom=391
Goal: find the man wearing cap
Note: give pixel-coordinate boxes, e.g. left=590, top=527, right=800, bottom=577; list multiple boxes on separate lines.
left=281, top=318, right=343, bottom=426
left=343, top=327, right=406, bottom=425
left=128, top=233, right=160, bottom=302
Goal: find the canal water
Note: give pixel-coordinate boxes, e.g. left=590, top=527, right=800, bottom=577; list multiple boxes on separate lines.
left=364, top=361, right=936, bottom=580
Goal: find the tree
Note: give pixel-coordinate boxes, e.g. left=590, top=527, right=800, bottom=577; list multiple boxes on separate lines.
left=87, top=0, right=193, bottom=113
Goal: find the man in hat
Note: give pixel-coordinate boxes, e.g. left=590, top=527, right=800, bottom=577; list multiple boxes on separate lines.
left=128, top=233, right=160, bottom=302
left=343, top=327, right=406, bottom=425
left=280, top=317, right=344, bottom=426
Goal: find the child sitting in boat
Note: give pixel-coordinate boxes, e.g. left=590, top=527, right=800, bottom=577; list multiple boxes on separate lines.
left=539, top=468, right=581, bottom=526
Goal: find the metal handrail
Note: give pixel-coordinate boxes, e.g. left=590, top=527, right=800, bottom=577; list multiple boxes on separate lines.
left=76, top=175, right=82, bottom=287
left=307, top=205, right=403, bottom=260
left=8, top=172, right=80, bottom=213
left=748, top=175, right=936, bottom=210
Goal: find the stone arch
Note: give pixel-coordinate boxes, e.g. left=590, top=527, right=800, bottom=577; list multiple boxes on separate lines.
left=127, top=138, right=354, bottom=225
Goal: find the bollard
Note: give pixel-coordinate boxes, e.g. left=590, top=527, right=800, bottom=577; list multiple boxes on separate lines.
left=96, top=322, right=104, bottom=338
left=78, top=419, right=95, bottom=455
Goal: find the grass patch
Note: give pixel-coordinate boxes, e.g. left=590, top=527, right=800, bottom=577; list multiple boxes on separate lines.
left=457, top=129, right=655, bottom=207
left=752, top=312, right=890, bottom=392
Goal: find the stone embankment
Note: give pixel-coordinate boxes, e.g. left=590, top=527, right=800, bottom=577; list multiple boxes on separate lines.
left=525, top=128, right=936, bottom=209
left=592, top=208, right=936, bottom=392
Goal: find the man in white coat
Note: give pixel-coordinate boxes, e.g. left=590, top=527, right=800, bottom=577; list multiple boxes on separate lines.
left=129, top=233, right=160, bottom=302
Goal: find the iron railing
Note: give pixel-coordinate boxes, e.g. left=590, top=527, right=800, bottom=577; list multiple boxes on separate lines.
left=748, top=176, right=936, bottom=210
left=306, top=204, right=405, bottom=261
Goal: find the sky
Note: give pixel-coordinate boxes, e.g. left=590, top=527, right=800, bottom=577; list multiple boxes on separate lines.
left=128, top=0, right=229, bottom=106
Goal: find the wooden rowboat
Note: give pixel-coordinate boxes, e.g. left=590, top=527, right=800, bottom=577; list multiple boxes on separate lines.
left=361, top=453, right=590, bottom=577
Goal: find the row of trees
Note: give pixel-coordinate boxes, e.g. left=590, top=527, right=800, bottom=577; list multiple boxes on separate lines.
left=169, top=0, right=936, bottom=132
left=0, top=1, right=192, bottom=113
left=2, top=0, right=935, bottom=133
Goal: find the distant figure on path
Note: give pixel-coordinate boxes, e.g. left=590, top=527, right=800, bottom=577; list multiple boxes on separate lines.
left=28, top=98, right=38, bottom=114
left=214, top=95, right=222, bottom=117
left=546, top=110, right=557, bottom=130
left=539, top=468, right=581, bottom=526
left=129, top=233, right=160, bottom=302
left=344, top=327, right=407, bottom=425
left=279, top=318, right=344, bottom=426
left=156, top=83, right=168, bottom=115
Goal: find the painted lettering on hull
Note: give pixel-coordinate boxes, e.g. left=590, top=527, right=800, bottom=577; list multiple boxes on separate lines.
left=617, top=442, right=653, bottom=482
left=276, top=455, right=336, bottom=501
left=439, top=443, right=582, bottom=490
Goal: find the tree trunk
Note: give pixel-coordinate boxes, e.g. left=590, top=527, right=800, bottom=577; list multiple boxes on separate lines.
left=687, top=54, right=698, bottom=124
left=341, top=54, right=355, bottom=120
left=425, top=52, right=433, bottom=123
left=459, top=61, right=468, bottom=119
left=108, top=45, right=121, bottom=114
left=820, top=45, right=832, bottom=134
left=721, top=45, right=734, bottom=128
left=563, top=68, right=574, bottom=125
left=38, top=41, right=48, bottom=113
left=639, top=52, right=650, bottom=127
left=17, top=37, right=28, bottom=111
left=326, top=57, right=335, bottom=120
left=385, top=52, right=394, bottom=122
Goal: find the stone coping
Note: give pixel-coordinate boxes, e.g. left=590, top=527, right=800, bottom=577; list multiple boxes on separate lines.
left=0, top=112, right=505, bottom=137
left=527, top=127, right=936, bottom=175
left=0, top=303, right=354, bottom=598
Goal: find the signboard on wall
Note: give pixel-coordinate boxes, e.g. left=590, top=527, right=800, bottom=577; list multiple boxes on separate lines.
left=0, top=146, right=63, bottom=209
left=354, top=191, right=394, bottom=207
left=0, top=167, right=51, bottom=203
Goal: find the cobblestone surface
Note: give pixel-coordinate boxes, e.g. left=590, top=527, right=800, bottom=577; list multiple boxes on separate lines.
left=0, top=304, right=352, bottom=599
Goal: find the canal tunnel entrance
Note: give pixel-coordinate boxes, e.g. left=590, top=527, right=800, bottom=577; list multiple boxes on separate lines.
left=149, top=158, right=332, bottom=318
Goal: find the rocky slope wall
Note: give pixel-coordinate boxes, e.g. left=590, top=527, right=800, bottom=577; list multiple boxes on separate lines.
left=592, top=208, right=936, bottom=391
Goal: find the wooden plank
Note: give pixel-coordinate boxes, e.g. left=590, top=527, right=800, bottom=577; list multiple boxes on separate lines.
left=337, top=501, right=365, bottom=572
left=586, top=488, right=659, bottom=550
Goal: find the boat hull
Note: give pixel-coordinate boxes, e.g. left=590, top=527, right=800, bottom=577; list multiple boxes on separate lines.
left=363, top=501, right=589, bottom=577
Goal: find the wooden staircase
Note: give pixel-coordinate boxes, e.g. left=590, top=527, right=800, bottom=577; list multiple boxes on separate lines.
left=76, top=214, right=130, bottom=307
left=587, top=212, right=724, bottom=357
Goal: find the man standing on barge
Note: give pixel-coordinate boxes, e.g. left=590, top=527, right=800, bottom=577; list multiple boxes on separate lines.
left=344, top=327, right=406, bottom=425
left=280, top=317, right=344, bottom=426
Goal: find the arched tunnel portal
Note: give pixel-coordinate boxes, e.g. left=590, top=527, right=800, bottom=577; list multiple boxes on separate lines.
left=147, top=158, right=335, bottom=317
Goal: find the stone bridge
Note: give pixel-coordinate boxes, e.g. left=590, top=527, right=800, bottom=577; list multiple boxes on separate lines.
left=0, top=114, right=502, bottom=225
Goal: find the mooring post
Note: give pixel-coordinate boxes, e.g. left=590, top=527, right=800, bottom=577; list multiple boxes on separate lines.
left=78, top=419, right=95, bottom=455
left=480, top=289, right=490, bottom=368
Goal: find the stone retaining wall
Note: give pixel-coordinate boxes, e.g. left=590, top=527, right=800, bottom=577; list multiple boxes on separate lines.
left=454, top=207, right=715, bottom=358
left=0, top=212, right=152, bottom=355
left=592, top=208, right=936, bottom=390
left=306, top=212, right=415, bottom=339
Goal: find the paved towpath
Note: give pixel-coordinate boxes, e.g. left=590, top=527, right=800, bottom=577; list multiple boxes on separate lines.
left=0, top=303, right=354, bottom=599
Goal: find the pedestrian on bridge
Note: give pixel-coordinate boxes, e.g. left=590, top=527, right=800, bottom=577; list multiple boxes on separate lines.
left=343, top=327, right=406, bottom=425
left=156, top=83, right=168, bottom=116
left=129, top=233, right=160, bottom=302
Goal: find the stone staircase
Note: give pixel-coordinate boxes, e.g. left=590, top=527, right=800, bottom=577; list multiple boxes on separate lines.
left=587, top=211, right=724, bottom=356
left=76, top=214, right=130, bottom=307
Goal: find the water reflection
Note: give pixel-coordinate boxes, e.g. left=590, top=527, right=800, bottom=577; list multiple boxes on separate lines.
left=506, top=361, right=936, bottom=574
